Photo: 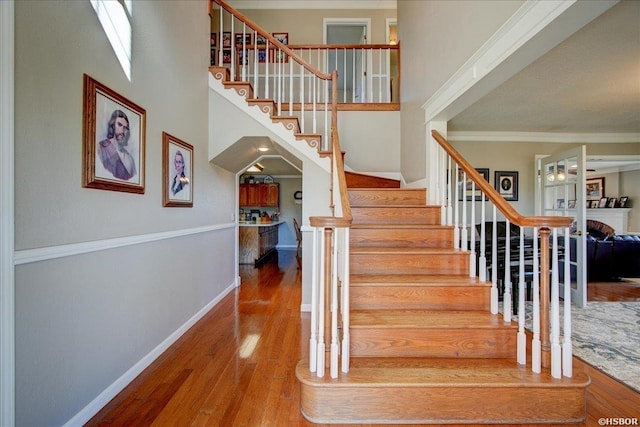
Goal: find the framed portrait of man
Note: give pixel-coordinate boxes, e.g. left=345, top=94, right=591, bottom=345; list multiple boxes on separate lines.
left=163, top=132, right=193, bottom=207
left=83, top=74, right=146, bottom=194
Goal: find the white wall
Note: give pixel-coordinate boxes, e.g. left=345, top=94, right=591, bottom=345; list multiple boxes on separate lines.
left=14, top=1, right=236, bottom=425
left=397, top=0, right=524, bottom=184
left=618, top=169, right=640, bottom=232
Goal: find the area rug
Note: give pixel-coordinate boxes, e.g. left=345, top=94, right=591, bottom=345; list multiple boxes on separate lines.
left=502, top=301, right=640, bottom=392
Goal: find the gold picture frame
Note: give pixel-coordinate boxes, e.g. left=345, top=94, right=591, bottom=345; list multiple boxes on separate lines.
left=83, top=74, right=146, bottom=194
left=163, top=132, right=193, bottom=207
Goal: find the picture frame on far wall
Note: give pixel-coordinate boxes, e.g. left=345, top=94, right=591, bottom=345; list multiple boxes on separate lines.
left=494, top=171, right=518, bottom=201
left=458, top=168, right=489, bottom=201
left=598, top=197, right=608, bottom=208
left=271, top=32, right=289, bottom=63
left=163, top=132, right=193, bottom=207
left=82, top=74, right=146, bottom=194
left=618, top=196, right=629, bottom=208
left=586, top=177, right=605, bottom=201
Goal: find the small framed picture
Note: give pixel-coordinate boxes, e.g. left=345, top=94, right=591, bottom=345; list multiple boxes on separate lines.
left=586, top=177, right=605, bottom=201
left=494, top=171, right=518, bottom=201
left=457, top=168, right=489, bottom=201
left=567, top=200, right=576, bottom=209
left=590, top=200, right=599, bottom=209
left=598, top=197, right=609, bottom=208
left=618, top=196, right=629, bottom=208
left=222, top=49, right=231, bottom=64
left=210, top=48, right=216, bottom=66
left=258, top=49, right=267, bottom=63
left=256, top=34, right=267, bottom=46
left=163, top=132, right=193, bottom=207
left=235, top=33, right=252, bottom=47
left=607, top=197, right=617, bottom=208
left=557, top=199, right=565, bottom=209
left=210, top=32, right=216, bottom=48
left=83, top=74, right=145, bottom=194
left=271, top=32, right=289, bottom=63
left=222, top=31, right=232, bottom=48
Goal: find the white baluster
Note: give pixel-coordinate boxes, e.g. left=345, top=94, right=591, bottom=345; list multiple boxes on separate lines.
left=453, top=164, right=460, bottom=249
left=316, top=227, right=325, bottom=377
left=469, top=181, right=476, bottom=277
left=378, top=47, right=382, bottom=102
left=352, top=49, right=356, bottom=103
left=447, top=156, right=453, bottom=226
left=230, top=18, right=235, bottom=81
left=300, top=63, right=305, bottom=133
left=461, top=172, right=468, bottom=250
left=504, top=219, right=512, bottom=322
left=551, top=228, right=562, bottom=379
left=324, top=80, right=329, bottom=152
left=532, top=227, right=541, bottom=373
left=517, top=227, right=526, bottom=364
left=289, top=60, right=293, bottom=116
left=330, top=229, right=339, bottom=379
left=490, top=205, right=498, bottom=314
left=562, top=227, right=573, bottom=377
left=479, top=193, right=486, bottom=282
left=341, top=228, right=350, bottom=373
left=264, top=41, right=269, bottom=99
left=241, top=24, right=247, bottom=81
left=309, top=226, right=318, bottom=372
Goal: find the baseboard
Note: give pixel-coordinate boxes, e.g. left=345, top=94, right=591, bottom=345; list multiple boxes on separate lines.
left=301, top=303, right=311, bottom=312
left=62, top=280, right=237, bottom=427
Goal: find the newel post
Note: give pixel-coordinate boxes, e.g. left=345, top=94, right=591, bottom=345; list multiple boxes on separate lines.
left=539, top=227, right=551, bottom=369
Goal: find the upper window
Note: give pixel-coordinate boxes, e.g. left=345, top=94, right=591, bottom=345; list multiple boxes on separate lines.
left=90, top=0, right=132, bottom=80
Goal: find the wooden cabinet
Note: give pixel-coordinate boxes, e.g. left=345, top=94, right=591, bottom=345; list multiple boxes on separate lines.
left=239, top=223, right=281, bottom=265
left=239, top=183, right=279, bottom=207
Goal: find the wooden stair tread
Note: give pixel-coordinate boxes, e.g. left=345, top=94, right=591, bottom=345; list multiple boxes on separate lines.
left=352, top=204, right=437, bottom=208
left=350, top=310, right=516, bottom=329
left=297, top=358, right=590, bottom=387
left=350, top=274, right=488, bottom=286
left=351, top=246, right=469, bottom=255
left=351, top=223, right=452, bottom=229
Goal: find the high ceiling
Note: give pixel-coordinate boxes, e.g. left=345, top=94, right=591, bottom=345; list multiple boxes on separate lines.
left=448, top=0, right=640, bottom=134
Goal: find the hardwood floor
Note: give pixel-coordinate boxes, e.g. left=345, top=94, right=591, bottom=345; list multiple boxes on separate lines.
left=86, top=250, right=640, bottom=426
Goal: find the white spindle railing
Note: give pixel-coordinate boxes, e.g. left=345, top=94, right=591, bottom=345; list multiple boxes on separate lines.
left=431, top=130, right=574, bottom=380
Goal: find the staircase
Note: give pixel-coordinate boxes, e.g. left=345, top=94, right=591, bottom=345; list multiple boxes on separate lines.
left=209, top=65, right=589, bottom=425
left=296, top=178, right=590, bottom=424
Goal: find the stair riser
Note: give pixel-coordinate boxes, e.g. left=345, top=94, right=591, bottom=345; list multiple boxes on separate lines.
left=350, top=228, right=453, bottom=248
left=300, top=385, right=587, bottom=424
left=349, top=189, right=426, bottom=206
left=350, top=286, right=490, bottom=311
left=350, top=253, right=468, bottom=275
left=350, top=328, right=517, bottom=358
left=352, top=207, right=440, bottom=225
left=346, top=173, right=400, bottom=188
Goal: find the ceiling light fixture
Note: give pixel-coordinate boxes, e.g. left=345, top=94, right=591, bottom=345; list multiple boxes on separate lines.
left=258, top=147, right=269, bottom=152
left=246, top=163, right=264, bottom=173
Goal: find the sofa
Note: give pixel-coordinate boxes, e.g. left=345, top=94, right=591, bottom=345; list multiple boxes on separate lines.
left=585, top=220, right=640, bottom=281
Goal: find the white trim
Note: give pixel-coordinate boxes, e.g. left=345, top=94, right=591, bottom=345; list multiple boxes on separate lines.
left=0, top=0, right=15, bottom=425
left=62, top=280, right=238, bottom=427
left=301, top=303, right=311, bottom=312
left=14, top=223, right=236, bottom=265
left=323, top=17, right=371, bottom=45
left=226, top=1, right=396, bottom=10
left=422, top=0, right=575, bottom=122
left=448, top=131, right=640, bottom=144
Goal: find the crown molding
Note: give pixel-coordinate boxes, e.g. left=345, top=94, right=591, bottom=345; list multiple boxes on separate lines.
left=448, top=131, right=640, bottom=144
left=226, top=0, right=396, bottom=10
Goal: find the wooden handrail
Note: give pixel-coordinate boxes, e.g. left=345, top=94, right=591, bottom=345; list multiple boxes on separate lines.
left=431, top=130, right=573, bottom=229
left=212, top=0, right=331, bottom=80
left=287, top=43, right=399, bottom=50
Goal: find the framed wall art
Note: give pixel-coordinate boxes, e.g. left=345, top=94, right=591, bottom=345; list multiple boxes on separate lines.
left=458, top=168, right=489, bottom=201
left=163, top=132, right=193, bottom=207
left=271, top=32, right=289, bottom=63
left=83, top=74, right=145, bottom=194
left=494, top=171, right=518, bottom=201
left=586, top=177, right=605, bottom=201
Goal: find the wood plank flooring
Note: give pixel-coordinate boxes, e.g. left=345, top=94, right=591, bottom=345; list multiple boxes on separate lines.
left=86, top=250, right=640, bottom=426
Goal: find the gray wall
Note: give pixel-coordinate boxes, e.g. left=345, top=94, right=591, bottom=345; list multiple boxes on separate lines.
left=14, top=1, right=236, bottom=425
left=397, top=0, right=524, bottom=183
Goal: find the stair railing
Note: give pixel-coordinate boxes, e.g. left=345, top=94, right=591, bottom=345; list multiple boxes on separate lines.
left=431, top=130, right=574, bottom=379
left=211, top=0, right=352, bottom=379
